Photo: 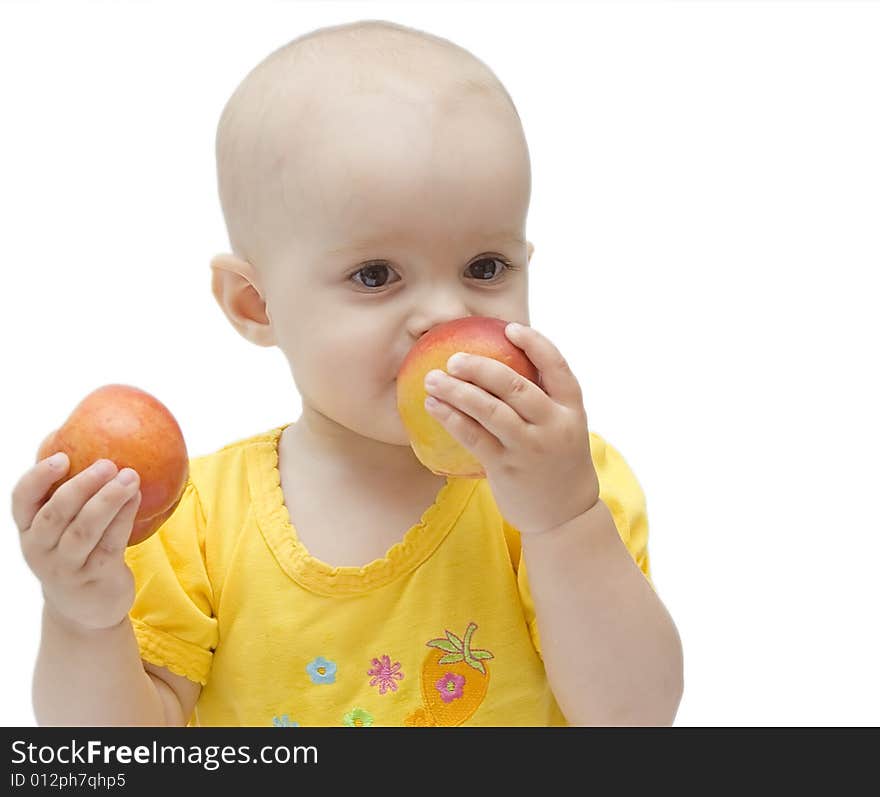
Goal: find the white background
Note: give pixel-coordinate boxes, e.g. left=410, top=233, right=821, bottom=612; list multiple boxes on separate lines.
left=2, top=0, right=878, bottom=727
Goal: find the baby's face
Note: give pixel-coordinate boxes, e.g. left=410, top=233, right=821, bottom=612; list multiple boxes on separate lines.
left=224, top=86, right=532, bottom=447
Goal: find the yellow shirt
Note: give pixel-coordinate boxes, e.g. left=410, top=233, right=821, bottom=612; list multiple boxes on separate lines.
left=124, top=422, right=654, bottom=727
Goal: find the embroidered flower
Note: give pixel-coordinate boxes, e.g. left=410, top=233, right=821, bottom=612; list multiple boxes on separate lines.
left=306, top=656, right=337, bottom=684
left=343, top=707, right=374, bottom=727
left=434, top=671, right=466, bottom=703
left=272, top=714, right=300, bottom=727
left=367, top=654, right=404, bottom=695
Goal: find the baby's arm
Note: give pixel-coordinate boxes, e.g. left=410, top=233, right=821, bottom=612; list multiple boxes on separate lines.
left=520, top=499, right=682, bottom=726
left=33, top=604, right=174, bottom=726
left=14, top=453, right=198, bottom=726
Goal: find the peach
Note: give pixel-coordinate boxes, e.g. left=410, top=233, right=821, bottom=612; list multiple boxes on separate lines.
left=36, top=384, right=189, bottom=546
left=397, top=316, right=540, bottom=478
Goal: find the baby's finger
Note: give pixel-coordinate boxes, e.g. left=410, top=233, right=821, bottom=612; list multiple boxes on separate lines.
left=81, top=490, right=141, bottom=577
left=27, top=459, right=118, bottom=553
left=55, top=468, right=140, bottom=571
left=11, top=452, right=70, bottom=533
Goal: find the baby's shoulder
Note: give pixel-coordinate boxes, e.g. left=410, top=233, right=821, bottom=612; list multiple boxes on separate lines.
left=180, top=424, right=284, bottom=522
left=186, top=424, right=285, bottom=480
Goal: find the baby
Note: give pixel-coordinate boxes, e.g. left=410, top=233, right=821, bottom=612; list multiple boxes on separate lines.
left=14, top=20, right=683, bottom=726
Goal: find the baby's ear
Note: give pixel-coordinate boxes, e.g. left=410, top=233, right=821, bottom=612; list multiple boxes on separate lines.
left=209, top=253, right=276, bottom=348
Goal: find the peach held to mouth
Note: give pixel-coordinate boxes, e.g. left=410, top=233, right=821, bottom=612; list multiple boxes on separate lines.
left=396, top=316, right=540, bottom=478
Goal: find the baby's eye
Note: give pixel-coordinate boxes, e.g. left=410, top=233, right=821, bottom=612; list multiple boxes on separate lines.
left=466, top=257, right=510, bottom=281
left=351, top=262, right=400, bottom=290
left=350, top=257, right=511, bottom=291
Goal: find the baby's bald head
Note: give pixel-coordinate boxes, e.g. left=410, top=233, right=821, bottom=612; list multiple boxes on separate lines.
left=214, top=20, right=528, bottom=273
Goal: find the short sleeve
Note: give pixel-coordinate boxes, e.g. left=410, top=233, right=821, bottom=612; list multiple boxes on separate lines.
left=123, top=478, right=218, bottom=685
left=503, top=433, right=655, bottom=658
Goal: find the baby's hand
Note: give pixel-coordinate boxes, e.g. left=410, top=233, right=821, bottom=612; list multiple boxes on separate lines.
left=424, top=323, right=600, bottom=535
left=12, top=452, right=142, bottom=633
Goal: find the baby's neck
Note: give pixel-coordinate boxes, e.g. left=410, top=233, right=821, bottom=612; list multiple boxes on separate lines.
left=280, top=412, right=444, bottom=494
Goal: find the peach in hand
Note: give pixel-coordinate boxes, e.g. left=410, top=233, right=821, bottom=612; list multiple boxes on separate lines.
left=396, top=316, right=540, bottom=478
left=36, top=384, right=189, bottom=546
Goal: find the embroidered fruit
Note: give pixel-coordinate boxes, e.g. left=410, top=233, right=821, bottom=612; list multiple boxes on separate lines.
left=396, top=316, right=540, bottom=477
left=415, top=621, right=494, bottom=726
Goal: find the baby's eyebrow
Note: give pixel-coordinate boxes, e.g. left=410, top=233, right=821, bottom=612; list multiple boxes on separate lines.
left=326, top=234, right=525, bottom=257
